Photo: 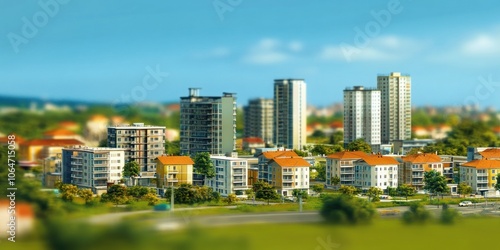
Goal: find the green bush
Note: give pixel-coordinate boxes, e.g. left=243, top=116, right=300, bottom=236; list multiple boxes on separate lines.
left=320, top=195, right=376, bottom=225
left=402, top=202, right=432, bottom=224
left=440, top=204, right=461, bottom=225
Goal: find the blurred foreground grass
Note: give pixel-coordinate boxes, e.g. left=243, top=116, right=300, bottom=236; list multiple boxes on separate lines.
left=5, top=216, right=499, bottom=250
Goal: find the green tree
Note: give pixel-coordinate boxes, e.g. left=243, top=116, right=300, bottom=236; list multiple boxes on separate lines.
left=386, top=186, right=398, bottom=197
left=310, top=144, right=343, bottom=156
left=59, top=183, right=78, bottom=202
left=143, top=192, right=159, bottom=206
left=311, top=184, right=324, bottom=194
left=127, top=186, right=152, bottom=201
left=424, top=170, right=449, bottom=199
left=339, top=185, right=358, bottom=197
left=103, top=184, right=128, bottom=205
left=244, top=189, right=254, bottom=199
left=346, top=138, right=372, bottom=153
left=328, top=131, right=344, bottom=145
left=165, top=140, right=181, bottom=156
left=457, top=182, right=473, bottom=198
left=253, top=181, right=279, bottom=204
left=367, top=187, right=383, bottom=202
left=440, top=204, right=460, bottom=225
left=397, top=184, right=416, bottom=200
left=123, top=161, right=140, bottom=186
left=402, top=203, right=432, bottom=224
left=320, top=195, right=376, bottom=225
left=293, top=149, right=308, bottom=157
left=194, top=152, right=215, bottom=183
left=495, top=174, right=500, bottom=191
left=292, top=189, right=309, bottom=200
left=331, top=175, right=340, bottom=189
left=77, top=188, right=94, bottom=204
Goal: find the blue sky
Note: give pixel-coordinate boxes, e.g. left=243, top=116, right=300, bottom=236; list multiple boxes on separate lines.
left=1, top=0, right=500, bottom=109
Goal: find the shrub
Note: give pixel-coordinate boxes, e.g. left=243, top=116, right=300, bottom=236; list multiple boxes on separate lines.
left=440, top=204, right=460, bottom=225
left=320, top=195, right=376, bottom=225
left=402, top=203, right=432, bottom=224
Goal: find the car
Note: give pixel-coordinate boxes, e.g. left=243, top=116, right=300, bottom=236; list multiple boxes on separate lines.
left=459, top=201, right=473, bottom=207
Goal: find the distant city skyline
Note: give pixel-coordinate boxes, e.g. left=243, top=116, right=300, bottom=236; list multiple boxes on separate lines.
left=1, top=1, right=500, bottom=109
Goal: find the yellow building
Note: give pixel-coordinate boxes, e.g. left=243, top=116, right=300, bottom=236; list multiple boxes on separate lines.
left=460, top=159, right=500, bottom=194
left=156, top=156, right=194, bottom=188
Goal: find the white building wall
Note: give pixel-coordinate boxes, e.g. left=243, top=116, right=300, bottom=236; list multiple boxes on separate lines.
left=208, top=156, right=248, bottom=197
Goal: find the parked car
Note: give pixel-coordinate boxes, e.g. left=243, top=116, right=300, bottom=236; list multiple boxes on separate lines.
left=459, top=201, right=473, bottom=207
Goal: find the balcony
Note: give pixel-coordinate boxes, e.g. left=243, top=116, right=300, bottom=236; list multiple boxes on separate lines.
left=477, top=179, right=488, bottom=183
left=167, top=179, right=179, bottom=183
left=71, top=161, right=82, bottom=165
left=71, top=168, right=82, bottom=172
left=93, top=175, right=109, bottom=180
left=71, top=155, right=82, bottom=160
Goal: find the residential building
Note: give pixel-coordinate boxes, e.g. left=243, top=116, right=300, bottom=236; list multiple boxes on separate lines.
left=84, top=114, right=109, bottom=146
left=18, top=138, right=84, bottom=168
left=354, top=155, right=399, bottom=190
left=248, top=167, right=259, bottom=187
left=392, top=139, right=436, bottom=155
left=377, top=72, right=411, bottom=144
left=180, top=88, right=236, bottom=155
left=440, top=155, right=467, bottom=184
left=257, top=150, right=298, bottom=183
left=467, top=147, right=500, bottom=161
left=206, top=156, right=248, bottom=197
left=460, top=159, right=500, bottom=194
left=156, top=155, right=194, bottom=188
left=273, top=79, right=306, bottom=150
left=343, top=86, right=381, bottom=152
left=61, top=146, right=125, bottom=194
left=326, top=151, right=368, bottom=187
left=268, top=156, right=310, bottom=197
left=400, top=153, right=443, bottom=190
left=243, top=98, right=273, bottom=145
left=107, top=123, right=166, bottom=186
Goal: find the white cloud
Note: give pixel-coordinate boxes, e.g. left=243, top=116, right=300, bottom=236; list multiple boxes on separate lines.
left=243, top=38, right=303, bottom=65
left=461, top=34, right=500, bottom=56
left=319, top=35, right=422, bottom=62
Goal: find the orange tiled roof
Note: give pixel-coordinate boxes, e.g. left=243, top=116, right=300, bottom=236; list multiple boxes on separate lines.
left=21, top=139, right=84, bottom=146
left=44, top=129, right=77, bottom=136
left=462, top=159, right=500, bottom=169
left=243, top=137, right=265, bottom=144
left=402, top=153, right=442, bottom=163
left=326, top=151, right=367, bottom=159
left=157, top=156, right=194, bottom=165
left=329, top=121, right=343, bottom=129
left=493, top=126, right=500, bottom=133
left=261, top=150, right=298, bottom=159
left=271, top=157, right=310, bottom=168
left=89, top=114, right=108, bottom=122
left=358, top=155, right=399, bottom=166
left=479, top=148, right=500, bottom=159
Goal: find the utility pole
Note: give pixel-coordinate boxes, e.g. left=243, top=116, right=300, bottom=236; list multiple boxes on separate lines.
left=299, top=193, right=303, bottom=213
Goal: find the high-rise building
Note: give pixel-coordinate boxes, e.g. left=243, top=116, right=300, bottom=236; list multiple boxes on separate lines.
left=180, top=88, right=236, bottom=156
left=243, top=98, right=273, bottom=145
left=61, top=146, right=125, bottom=194
left=377, top=72, right=411, bottom=144
left=107, top=123, right=166, bottom=186
left=343, top=86, right=381, bottom=152
left=273, top=79, right=306, bottom=150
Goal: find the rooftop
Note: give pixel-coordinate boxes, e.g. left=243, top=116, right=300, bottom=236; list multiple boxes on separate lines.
left=479, top=148, right=500, bottom=159
left=156, top=155, right=194, bottom=165
left=271, top=157, right=311, bottom=167
left=260, top=150, right=298, bottom=159
left=357, top=155, right=400, bottom=165
left=462, top=159, right=500, bottom=169
left=22, top=138, right=84, bottom=146
left=402, top=153, right=442, bottom=163
left=326, top=151, right=367, bottom=160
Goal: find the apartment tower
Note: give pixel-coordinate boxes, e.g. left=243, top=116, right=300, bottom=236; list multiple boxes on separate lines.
left=180, top=88, right=236, bottom=156
left=377, top=72, right=411, bottom=144
left=243, top=98, right=274, bottom=145
left=343, top=86, right=381, bottom=152
left=273, top=79, right=306, bottom=150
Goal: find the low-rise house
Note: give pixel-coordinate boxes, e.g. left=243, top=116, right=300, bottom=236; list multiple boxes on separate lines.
left=156, top=155, right=194, bottom=188
left=354, top=155, right=399, bottom=190
left=326, top=151, right=367, bottom=187
left=242, top=137, right=266, bottom=154
left=257, top=150, right=298, bottom=183
left=400, top=153, right=443, bottom=190
left=460, top=159, right=500, bottom=195
left=268, top=156, right=310, bottom=197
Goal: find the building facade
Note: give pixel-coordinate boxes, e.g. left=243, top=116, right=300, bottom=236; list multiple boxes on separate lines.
left=207, top=156, right=248, bottom=197
left=61, top=146, right=125, bottom=194
left=107, top=123, right=166, bottom=186
left=243, top=98, right=273, bottom=145
left=326, top=151, right=368, bottom=187
left=257, top=150, right=298, bottom=183
left=269, top=157, right=310, bottom=197
left=180, top=88, right=236, bottom=156
left=354, top=155, right=399, bottom=190
left=156, top=155, right=194, bottom=188
left=399, top=153, right=443, bottom=190
left=460, top=159, right=500, bottom=194
left=273, top=79, right=307, bottom=150
left=377, top=72, right=411, bottom=144
left=343, top=86, right=381, bottom=152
